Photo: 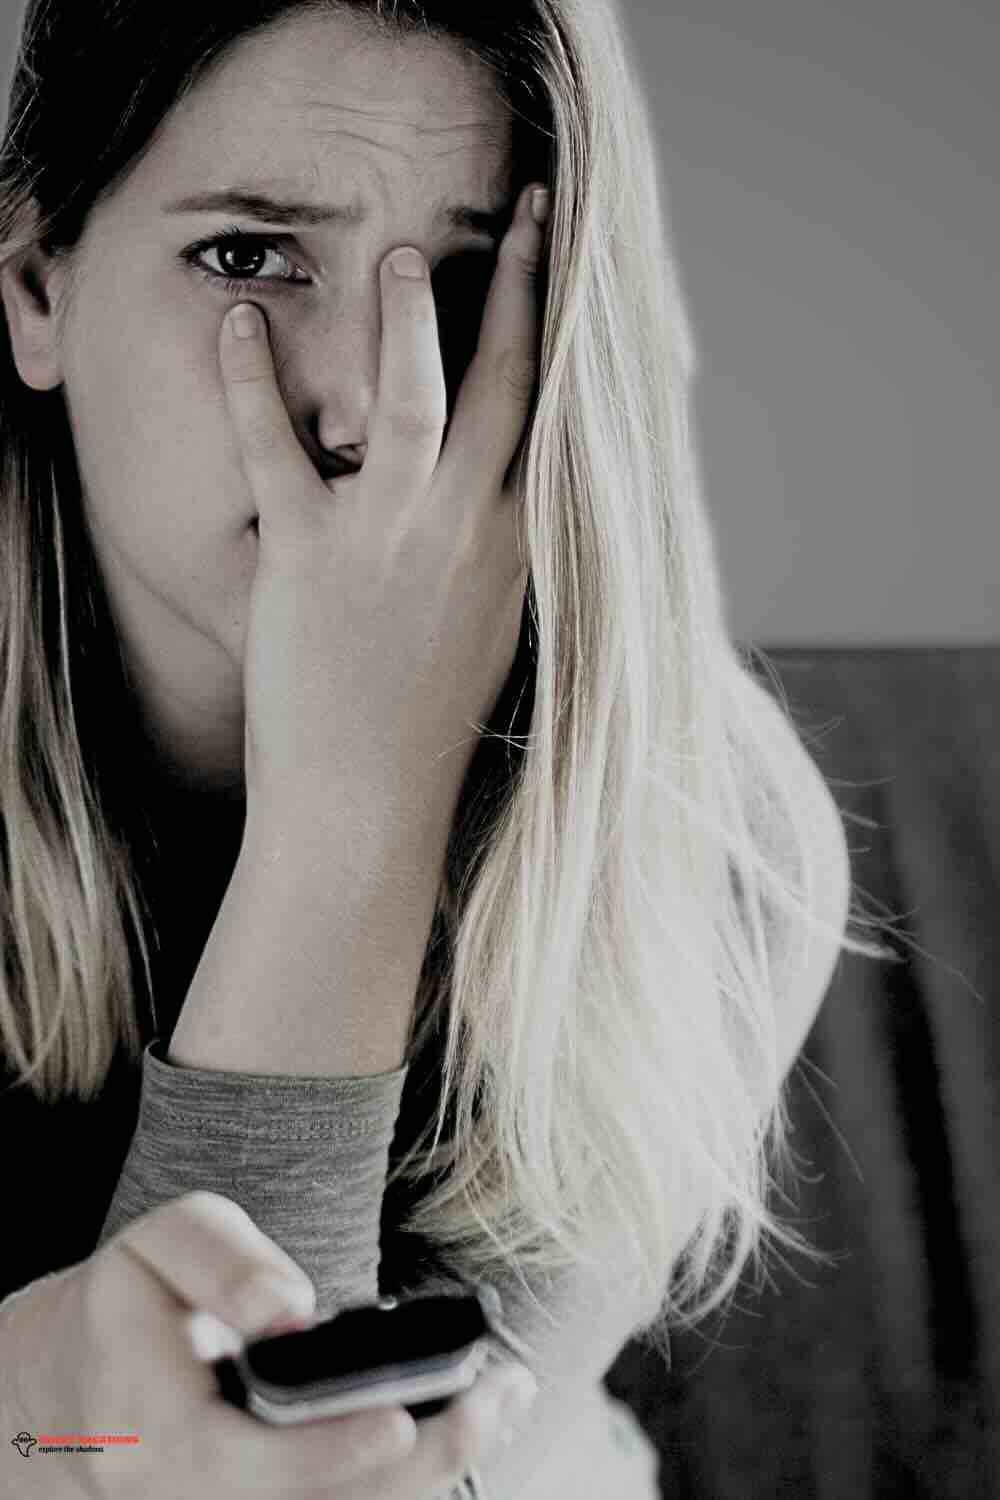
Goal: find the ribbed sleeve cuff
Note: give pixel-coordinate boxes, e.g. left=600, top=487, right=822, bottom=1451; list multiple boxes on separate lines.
left=96, top=1039, right=410, bottom=1318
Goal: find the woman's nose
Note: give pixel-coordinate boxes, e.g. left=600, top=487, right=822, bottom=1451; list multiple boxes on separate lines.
left=331, top=440, right=368, bottom=469
left=283, top=302, right=381, bottom=470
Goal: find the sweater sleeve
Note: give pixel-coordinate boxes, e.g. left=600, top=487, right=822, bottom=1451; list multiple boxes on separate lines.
left=93, top=1040, right=662, bottom=1500
left=95, top=1038, right=408, bottom=1319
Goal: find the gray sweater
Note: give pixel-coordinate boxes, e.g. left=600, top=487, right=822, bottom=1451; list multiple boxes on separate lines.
left=94, top=1038, right=661, bottom=1500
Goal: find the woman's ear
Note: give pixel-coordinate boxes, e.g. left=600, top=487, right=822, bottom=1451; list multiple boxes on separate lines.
left=0, top=208, right=72, bottom=392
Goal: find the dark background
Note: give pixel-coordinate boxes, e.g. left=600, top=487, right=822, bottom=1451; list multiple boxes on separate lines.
left=607, top=647, right=1000, bottom=1498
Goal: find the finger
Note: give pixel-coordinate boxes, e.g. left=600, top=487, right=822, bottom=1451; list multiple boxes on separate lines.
left=101, top=1192, right=317, bottom=1342
left=438, top=181, right=547, bottom=498
left=219, top=302, right=320, bottom=537
left=342, top=1377, right=508, bottom=1500
left=360, top=246, right=448, bottom=531
left=206, top=1393, right=418, bottom=1495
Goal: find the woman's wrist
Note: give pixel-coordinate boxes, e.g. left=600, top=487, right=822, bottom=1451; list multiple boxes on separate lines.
left=168, top=791, right=442, bottom=1078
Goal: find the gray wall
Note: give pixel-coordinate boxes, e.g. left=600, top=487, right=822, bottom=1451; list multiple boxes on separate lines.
left=2, top=2, right=996, bottom=643
left=625, top=2, right=997, bottom=645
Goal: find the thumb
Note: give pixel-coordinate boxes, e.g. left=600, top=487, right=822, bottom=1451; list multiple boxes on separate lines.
left=97, top=1191, right=316, bottom=1347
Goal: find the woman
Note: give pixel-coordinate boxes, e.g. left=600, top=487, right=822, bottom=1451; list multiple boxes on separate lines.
left=0, top=1, right=890, bottom=1497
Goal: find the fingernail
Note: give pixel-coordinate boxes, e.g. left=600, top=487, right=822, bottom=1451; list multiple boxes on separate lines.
left=188, top=1310, right=244, bottom=1362
left=388, top=247, right=426, bottom=279
left=530, top=188, right=550, bottom=226
left=230, top=303, right=259, bottom=339
left=265, top=1312, right=314, bottom=1337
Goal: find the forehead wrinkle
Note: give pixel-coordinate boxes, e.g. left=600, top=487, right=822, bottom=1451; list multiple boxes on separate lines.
left=293, top=92, right=510, bottom=141
left=297, top=123, right=510, bottom=189
left=300, top=120, right=507, bottom=153
left=289, top=113, right=513, bottom=211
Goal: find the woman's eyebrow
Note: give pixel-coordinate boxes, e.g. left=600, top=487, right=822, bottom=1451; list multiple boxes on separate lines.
left=163, top=187, right=513, bottom=239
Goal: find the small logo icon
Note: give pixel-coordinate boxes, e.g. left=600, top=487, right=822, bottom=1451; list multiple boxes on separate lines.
left=11, top=1431, right=37, bottom=1458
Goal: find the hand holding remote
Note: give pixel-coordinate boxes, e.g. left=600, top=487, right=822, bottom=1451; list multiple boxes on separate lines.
left=0, top=1191, right=534, bottom=1498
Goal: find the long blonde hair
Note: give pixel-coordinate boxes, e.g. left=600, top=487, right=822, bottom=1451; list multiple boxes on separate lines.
left=0, top=0, right=893, bottom=1356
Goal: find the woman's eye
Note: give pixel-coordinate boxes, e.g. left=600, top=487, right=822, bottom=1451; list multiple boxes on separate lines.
left=180, top=233, right=496, bottom=307
left=182, top=230, right=310, bottom=289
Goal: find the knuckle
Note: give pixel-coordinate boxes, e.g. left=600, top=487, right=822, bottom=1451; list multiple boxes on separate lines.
left=500, top=235, right=540, bottom=281
left=218, top=1263, right=279, bottom=1320
left=225, top=360, right=272, bottom=387
left=220, top=1263, right=313, bottom=1333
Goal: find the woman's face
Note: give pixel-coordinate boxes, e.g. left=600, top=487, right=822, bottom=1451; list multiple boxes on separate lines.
left=4, top=9, right=514, bottom=798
